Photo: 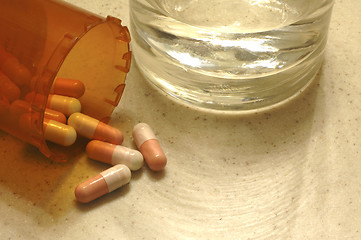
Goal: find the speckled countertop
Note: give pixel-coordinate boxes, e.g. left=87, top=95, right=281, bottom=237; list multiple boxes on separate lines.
left=1, top=0, right=360, bottom=239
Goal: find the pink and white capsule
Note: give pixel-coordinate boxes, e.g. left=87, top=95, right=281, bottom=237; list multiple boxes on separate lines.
left=68, top=113, right=123, bottom=145
left=86, top=140, right=144, bottom=171
left=133, top=123, right=167, bottom=171
left=75, top=164, right=131, bottom=203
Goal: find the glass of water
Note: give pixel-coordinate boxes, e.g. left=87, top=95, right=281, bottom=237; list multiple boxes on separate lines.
left=129, top=0, right=334, bottom=111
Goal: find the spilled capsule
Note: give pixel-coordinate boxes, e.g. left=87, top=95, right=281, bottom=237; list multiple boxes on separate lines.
left=75, top=164, right=131, bottom=203
left=43, top=119, right=77, bottom=146
left=68, top=113, right=123, bottom=145
left=86, top=140, right=144, bottom=171
left=133, top=123, right=167, bottom=171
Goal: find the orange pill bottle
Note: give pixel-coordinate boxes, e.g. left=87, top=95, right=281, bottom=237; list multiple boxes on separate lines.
left=0, top=0, right=131, bottom=161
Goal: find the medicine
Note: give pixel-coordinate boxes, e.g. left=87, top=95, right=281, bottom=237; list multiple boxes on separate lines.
left=10, top=99, right=66, bottom=124
left=9, top=100, right=30, bottom=119
left=132, top=123, right=167, bottom=171
left=86, top=140, right=144, bottom=171
left=43, top=119, right=77, bottom=146
left=0, top=95, right=9, bottom=115
left=25, top=92, right=81, bottom=116
left=0, top=46, right=31, bottom=86
left=75, top=164, right=131, bottom=203
left=47, top=94, right=81, bottom=116
left=68, top=113, right=123, bottom=145
left=44, top=108, right=67, bottom=124
left=0, top=72, right=20, bottom=102
left=19, top=114, right=77, bottom=146
left=50, top=78, right=85, bottom=98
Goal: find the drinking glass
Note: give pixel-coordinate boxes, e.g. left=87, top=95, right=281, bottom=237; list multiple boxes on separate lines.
left=130, top=0, right=334, bottom=111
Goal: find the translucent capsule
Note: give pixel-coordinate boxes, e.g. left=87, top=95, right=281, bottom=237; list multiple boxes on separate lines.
left=75, top=164, right=131, bottom=203
left=133, top=123, right=167, bottom=171
left=68, top=113, right=123, bottom=145
left=0, top=46, right=31, bottom=86
left=9, top=100, right=30, bottom=120
left=50, top=78, right=85, bottom=98
left=10, top=99, right=66, bottom=124
left=43, top=119, right=77, bottom=146
left=86, top=140, right=144, bottom=171
left=24, top=92, right=46, bottom=105
left=0, top=71, right=20, bottom=102
left=47, top=94, right=81, bottom=116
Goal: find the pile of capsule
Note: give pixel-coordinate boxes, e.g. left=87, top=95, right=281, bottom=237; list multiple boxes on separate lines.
left=44, top=78, right=167, bottom=203
left=0, top=47, right=167, bottom=203
left=0, top=57, right=167, bottom=203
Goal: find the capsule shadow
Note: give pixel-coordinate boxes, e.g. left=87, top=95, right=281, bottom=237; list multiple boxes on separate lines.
left=130, top=167, right=144, bottom=181
left=145, top=167, right=166, bottom=181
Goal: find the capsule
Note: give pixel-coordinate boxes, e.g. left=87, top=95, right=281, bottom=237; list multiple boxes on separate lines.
left=0, top=95, right=9, bottom=115
left=86, top=140, right=143, bottom=171
left=75, top=164, right=131, bottom=203
left=43, top=119, right=77, bottom=146
left=50, top=78, right=85, bottom=98
left=47, top=94, right=81, bottom=116
left=24, top=92, right=46, bottom=106
left=25, top=92, right=81, bottom=116
left=68, top=113, right=123, bottom=145
left=10, top=99, right=66, bottom=124
left=0, top=46, right=31, bottom=86
left=132, top=123, right=167, bottom=171
left=44, top=108, right=67, bottom=124
left=19, top=113, right=77, bottom=146
left=0, top=71, right=20, bottom=102
left=9, top=100, right=30, bottom=120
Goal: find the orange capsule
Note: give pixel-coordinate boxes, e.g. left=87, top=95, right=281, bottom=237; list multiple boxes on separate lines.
left=68, top=113, right=123, bottom=145
left=9, top=100, right=32, bottom=122
left=0, top=46, right=31, bottom=86
left=11, top=99, right=66, bottom=124
left=132, top=123, right=167, bottom=171
left=0, top=95, right=9, bottom=115
left=0, top=71, right=20, bottom=102
left=44, top=108, right=67, bottom=124
left=86, top=140, right=144, bottom=171
left=24, top=92, right=46, bottom=106
left=50, top=78, right=85, bottom=98
left=75, top=164, right=131, bottom=203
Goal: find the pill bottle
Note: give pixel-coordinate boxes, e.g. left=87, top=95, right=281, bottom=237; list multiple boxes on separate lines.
left=0, top=0, right=131, bottom=161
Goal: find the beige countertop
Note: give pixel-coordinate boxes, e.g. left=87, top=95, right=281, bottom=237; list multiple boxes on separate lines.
left=1, top=0, right=360, bottom=239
